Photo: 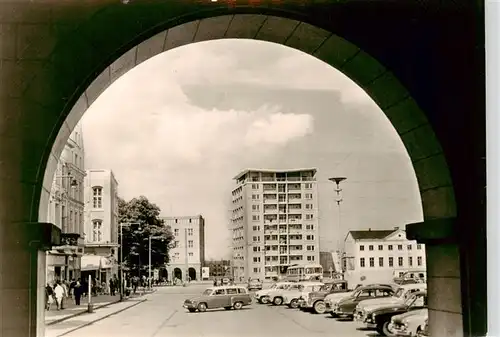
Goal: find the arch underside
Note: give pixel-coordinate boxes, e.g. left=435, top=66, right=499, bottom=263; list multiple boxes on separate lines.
left=37, top=13, right=455, bottom=224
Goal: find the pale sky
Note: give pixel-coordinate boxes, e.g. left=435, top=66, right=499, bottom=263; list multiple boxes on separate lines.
left=81, top=39, right=423, bottom=260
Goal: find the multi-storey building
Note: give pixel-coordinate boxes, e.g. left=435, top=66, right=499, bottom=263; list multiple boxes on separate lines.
left=231, top=168, right=320, bottom=281
left=81, top=169, right=120, bottom=284
left=204, top=260, right=231, bottom=278
left=46, top=122, right=86, bottom=283
left=343, top=227, right=427, bottom=285
left=161, top=215, right=206, bottom=282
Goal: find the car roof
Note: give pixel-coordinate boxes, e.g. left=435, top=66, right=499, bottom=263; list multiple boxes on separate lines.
left=299, top=282, right=324, bottom=285
left=206, top=286, right=246, bottom=291
left=400, top=283, right=427, bottom=289
left=358, top=284, right=396, bottom=290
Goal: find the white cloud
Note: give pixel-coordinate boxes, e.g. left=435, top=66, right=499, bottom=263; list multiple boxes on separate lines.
left=245, top=112, right=314, bottom=147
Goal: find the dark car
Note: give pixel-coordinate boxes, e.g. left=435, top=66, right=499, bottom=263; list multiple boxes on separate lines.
left=300, top=280, right=350, bottom=314
left=360, top=291, right=427, bottom=336
left=333, top=284, right=396, bottom=319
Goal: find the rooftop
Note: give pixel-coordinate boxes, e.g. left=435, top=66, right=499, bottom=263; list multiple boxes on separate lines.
left=348, top=229, right=399, bottom=241
left=233, top=168, right=317, bottom=180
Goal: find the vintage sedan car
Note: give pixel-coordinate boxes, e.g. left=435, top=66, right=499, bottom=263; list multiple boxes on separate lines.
left=254, top=282, right=295, bottom=304
left=359, top=291, right=427, bottom=336
left=324, top=283, right=364, bottom=316
left=300, top=280, right=350, bottom=314
left=183, top=286, right=252, bottom=312
left=282, top=281, right=324, bottom=308
left=247, top=278, right=263, bottom=291
left=333, top=284, right=396, bottom=319
left=269, top=282, right=317, bottom=306
left=354, top=283, right=427, bottom=319
left=389, top=308, right=428, bottom=337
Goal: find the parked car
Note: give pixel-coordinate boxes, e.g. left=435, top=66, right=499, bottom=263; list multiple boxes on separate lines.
left=332, top=284, right=397, bottom=319
left=282, top=281, right=325, bottom=308
left=300, top=280, right=350, bottom=314
left=247, top=278, right=263, bottom=291
left=354, top=283, right=427, bottom=318
left=269, top=282, right=315, bottom=306
left=182, top=285, right=252, bottom=312
left=393, top=270, right=426, bottom=285
left=324, top=283, right=364, bottom=316
left=358, top=291, right=427, bottom=336
left=389, top=308, right=428, bottom=337
left=254, top=282, right=295, bottom=304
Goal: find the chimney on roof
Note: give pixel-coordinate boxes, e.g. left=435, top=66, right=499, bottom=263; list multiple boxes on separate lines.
left=368, top=228, right=371, bottom=231
left=394, top=226, right=399, bottom=230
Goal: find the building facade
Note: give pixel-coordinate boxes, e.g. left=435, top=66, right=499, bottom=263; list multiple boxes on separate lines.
left=82, top=169, right=120, bottom=284
left=231, top=169, right=320, bottom=281
left=343, top=227, right=427, bottom=286
left=46, top=122, right=86, bottom=283
left=204, top=260, right=231, bottom=278
left=161, top=215, right=206, bottom=281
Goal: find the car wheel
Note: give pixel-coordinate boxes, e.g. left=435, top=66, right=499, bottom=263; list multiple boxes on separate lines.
left=382, top=321, right=395, bottom=336
left=260, top=296, right=269, bottom=304
left=233, top=301, right=243, bottom=310
left=416, top=328, right=423, bottom=337
left=224, top=306, right=232, bottom=310
left=188, top=308, right=196, bottom=313
left=290, top=299, right=299, bottom=309
left=330, top=312, right=338, bottom=318
left=197, top=303, right=207, bottom=312
left=313, top=301, right=326, bottom=314
left=273, top=297, right=283, bottom=305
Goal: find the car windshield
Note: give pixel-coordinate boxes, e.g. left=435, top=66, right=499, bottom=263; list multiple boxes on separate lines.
left=394, top=288, right=405, bottom=298
left=202, top=289, right=213, bottom=296
left=320, top=284, right=333, bottom=291
left=405, top=294, right=423, bottom=306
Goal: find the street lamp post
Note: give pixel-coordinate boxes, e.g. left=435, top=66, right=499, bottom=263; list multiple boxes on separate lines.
left=328, top=177, right=347, bottom=275
left=119, top=222, right=141, bottom=301
left=147, top=234, right=164, bottom=289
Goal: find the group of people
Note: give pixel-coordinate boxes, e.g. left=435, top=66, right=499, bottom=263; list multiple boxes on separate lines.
left=45, top=279, right=87, bottom=310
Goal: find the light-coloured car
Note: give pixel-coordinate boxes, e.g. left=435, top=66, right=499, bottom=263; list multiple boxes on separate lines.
left=268, top=282, right=308, bottom=306
left=388, top=308, right=428, bottom=337
left=254, top=282, right=295, bottom=304
left=247, top=278, right=263, bottom=291
left=300, top=280, right=350, bottom=314
left=183, top=286, right=252, bottom=312
left=354, top=283, right=427, bottom=319
left=282, top=281, right=324, bottom=308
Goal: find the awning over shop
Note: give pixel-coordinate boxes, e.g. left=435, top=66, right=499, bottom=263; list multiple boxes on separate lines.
left=81, top=255, right=115, bottom=271
left=81, top=255, right=101, bottom=271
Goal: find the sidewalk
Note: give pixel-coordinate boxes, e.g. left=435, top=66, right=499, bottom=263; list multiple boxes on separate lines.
left=45, top=288, right=155, bottom=326
left=44, top=296, right=150, bottom=337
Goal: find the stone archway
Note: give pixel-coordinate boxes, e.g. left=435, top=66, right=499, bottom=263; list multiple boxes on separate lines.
left=188, top=267, right=197, bottom=281
left=174, top=268, right=183, bottom=281
left=159, top=268, right=168, bottom=281
left=0, top=2, right=484, bottom=337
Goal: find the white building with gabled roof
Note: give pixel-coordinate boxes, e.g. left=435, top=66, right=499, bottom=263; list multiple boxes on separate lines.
left=342, top=227, right=426, bottom=286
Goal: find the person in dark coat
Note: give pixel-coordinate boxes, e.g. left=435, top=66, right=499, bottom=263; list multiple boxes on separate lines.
left=74, top=278, right=82, bottom=306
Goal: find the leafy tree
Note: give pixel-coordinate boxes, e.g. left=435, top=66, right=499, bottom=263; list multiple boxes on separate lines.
left=118, top=196, right=174, bottom=276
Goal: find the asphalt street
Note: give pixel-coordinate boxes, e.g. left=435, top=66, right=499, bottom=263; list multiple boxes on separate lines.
left=56, top=283, right=380, bottom=337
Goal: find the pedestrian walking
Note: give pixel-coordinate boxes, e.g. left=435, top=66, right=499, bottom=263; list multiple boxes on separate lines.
left=45, top=283, right=54, bottom=310
left=53, top=281, right=65, bottom=310
left=74, top=279, right=82, bottom=306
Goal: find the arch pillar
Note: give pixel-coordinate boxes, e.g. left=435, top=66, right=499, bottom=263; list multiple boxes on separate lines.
left=407, top=215, right=485, bottom=337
